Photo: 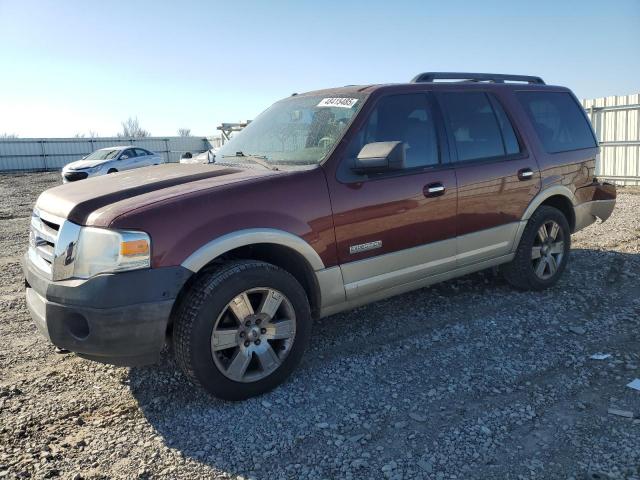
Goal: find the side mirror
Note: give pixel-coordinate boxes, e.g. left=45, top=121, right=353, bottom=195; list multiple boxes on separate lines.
left=352, top=141, right=405, bottom=174
left=120, top=155, right=129, bottom=160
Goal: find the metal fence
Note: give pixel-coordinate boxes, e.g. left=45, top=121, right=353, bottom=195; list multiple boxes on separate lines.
left=582, top=93, right=640, bottom=186
left=2, top=95, right=639, bottom=183
left=0, top=136, right=212, bottom=171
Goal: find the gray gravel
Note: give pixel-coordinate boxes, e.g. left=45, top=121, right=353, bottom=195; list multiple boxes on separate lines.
left=1, top=172, right=640, bottom=480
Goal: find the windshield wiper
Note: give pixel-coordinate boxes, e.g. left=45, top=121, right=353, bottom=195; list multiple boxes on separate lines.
left=221, top=152, right=279, bottom=171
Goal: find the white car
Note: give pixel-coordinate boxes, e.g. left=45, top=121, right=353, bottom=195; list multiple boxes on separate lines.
left=61, top=146, right=164, bottom=183
left=179, top=148, right=216, bottom=164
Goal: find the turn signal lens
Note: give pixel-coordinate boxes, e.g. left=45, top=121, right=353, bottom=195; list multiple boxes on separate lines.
left=121, top=239, right=150, bottom=256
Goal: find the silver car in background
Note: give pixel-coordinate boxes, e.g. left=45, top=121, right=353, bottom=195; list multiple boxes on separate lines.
left=61, top=146, right=164, bottom=183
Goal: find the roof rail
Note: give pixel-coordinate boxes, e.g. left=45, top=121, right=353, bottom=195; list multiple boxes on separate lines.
left=411, top=72, right=545, bottom=85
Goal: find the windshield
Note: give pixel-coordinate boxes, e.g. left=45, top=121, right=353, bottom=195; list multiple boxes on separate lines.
left=85, top=149, right=120, bottom=160
left=216, top=94, right=365, bottom=165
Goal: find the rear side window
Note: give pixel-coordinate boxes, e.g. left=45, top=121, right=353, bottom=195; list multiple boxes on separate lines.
left=517, top=92, right=596, bottom=153
left=439, top=92, right=513, bottom=162
left=135, top=148, right=148, bottom=156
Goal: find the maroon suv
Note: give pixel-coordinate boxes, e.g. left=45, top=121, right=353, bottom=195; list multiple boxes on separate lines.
left=23, top=72, right=616, bottom=400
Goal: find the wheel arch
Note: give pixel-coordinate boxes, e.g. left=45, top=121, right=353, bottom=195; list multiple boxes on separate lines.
left=176, top=229, right=324, bottom=321
left=521, top=185, right=576, bottom=231
left=513, top=185, right=577, bottom=249
left=539, top=195, right=576, bottom=232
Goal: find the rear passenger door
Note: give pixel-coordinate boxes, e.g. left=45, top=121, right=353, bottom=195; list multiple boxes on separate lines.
left=436, top=91, right=540, bottom=267
left=134, top=148, right=153, bottom=167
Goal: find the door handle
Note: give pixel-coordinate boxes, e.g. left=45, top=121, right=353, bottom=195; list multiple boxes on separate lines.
left=424, top=182, right=445, bottom=197
left=518, top=168, right=534, bottom=181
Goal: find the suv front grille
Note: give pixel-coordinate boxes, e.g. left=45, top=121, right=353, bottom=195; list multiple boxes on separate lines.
left=29, top=210, right=60, bottom=275
left=28, top=209, right=81, bottom=280
left=63, top=171, right=89, bottom=182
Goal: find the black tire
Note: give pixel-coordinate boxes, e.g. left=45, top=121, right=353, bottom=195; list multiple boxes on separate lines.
left=107, top=168, right=118, bottom=174
left=502, top=205, right=571, bottom=291
left=173, top=260, right=311, bottom=400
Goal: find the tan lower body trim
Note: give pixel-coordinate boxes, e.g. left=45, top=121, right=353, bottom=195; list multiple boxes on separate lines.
left=317, top=222, right=521, bottom=317
left=340, top=222, right=519, bottom=301
left=319, top=253, right=515, bottom=318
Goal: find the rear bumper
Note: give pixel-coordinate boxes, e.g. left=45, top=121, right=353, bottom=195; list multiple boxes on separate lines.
left=574, top=182, right=617, bottom=232
left=23, top=254, right=191, bottom=366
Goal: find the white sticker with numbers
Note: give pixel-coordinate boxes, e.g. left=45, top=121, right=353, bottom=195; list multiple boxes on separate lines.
left=317, top=98, right=358, bottom=108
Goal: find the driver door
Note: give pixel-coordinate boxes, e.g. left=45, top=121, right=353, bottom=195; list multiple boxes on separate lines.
left=327, top=92, right=458, bottom=300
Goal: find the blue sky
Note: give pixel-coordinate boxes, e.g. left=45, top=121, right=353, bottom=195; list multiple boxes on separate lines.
left=0, top=0, right=638, bottom=138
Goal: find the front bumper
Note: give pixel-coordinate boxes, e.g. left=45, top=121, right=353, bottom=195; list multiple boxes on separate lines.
left=574, top=182, right=617, bottom=232
left=23, top=255, right=191, bottom=366
left=61, top=170, right=90, bottom=183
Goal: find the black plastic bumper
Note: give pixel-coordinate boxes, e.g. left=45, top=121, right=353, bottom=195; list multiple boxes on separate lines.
left=23, top=254, right=192, bottom=366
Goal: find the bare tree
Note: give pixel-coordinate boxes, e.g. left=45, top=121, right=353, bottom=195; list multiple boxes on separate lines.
left=117, top=117, right=150, bottom=138
left=73, top=132, right=85, bottom=138
left=177, top=128, right=191, bottom=137
left=0, top=133, right=18, bottom=139
left=88, top=130, right=100, bottom=138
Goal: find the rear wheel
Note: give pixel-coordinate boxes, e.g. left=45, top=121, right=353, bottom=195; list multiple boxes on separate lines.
left=173, top=260, right=311, bottom=400
left=502, top=205, right=571, bottom=290
left=107, top=168, right=118, bottom=174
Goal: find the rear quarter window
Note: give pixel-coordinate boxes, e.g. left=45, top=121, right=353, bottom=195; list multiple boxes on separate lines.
left=517, top=91, right=596, bottom=153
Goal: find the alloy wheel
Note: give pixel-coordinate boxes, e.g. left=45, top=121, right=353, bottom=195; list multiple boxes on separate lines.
left=531, top=220, right=565, bottom=280
left=211, top=288, right=296, bottom=383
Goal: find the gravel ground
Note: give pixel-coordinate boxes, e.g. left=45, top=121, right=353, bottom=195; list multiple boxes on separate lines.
left=1, top=172, right=639, bottom=480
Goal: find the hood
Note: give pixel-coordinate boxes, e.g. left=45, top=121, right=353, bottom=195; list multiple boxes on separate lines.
left=37, top=163, right=279, bottom=225
left=65, top=159, right=109, bottom=170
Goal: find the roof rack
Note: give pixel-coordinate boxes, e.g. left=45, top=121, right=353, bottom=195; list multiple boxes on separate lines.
left=411, top=72, right=545, bottom=85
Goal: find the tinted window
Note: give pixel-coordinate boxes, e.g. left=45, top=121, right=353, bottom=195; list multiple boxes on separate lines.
left=346, top=93, right=439, bottom=169
left=440, top=92, right=504, bottom=162
left=517, top=92, right=596, bottom=153
left=120, top=149, right=134, bottom=159
left=135, top=148, right=148, bottom=156
left=490, top=97, right=521, bottom=155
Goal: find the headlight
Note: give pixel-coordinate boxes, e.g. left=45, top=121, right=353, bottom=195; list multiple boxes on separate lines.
left=73, top=227, right=151, bottom=278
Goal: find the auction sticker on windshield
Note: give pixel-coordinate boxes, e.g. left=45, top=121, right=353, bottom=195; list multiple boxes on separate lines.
left=317, top=98, right=358, bottom=108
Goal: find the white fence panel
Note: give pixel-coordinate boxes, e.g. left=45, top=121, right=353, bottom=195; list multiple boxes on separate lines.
left=582, top=93, right=640, bottom=186
left=0, top=137, right=211, bottom=171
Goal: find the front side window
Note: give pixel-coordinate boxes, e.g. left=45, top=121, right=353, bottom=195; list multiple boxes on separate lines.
left=120, top=149, right=134, bottom=159
left=439, top=92, right=506, bottom=162
left=216, top=94, right=365, bottom=166
left=517, top=91, right=596, bottom=153
left=345, top=93, right=439, bottom=169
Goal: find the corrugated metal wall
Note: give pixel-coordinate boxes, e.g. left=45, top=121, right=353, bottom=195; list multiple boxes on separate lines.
left=582, top=93, right=640, bottom=186
left=0, top=137, right=211, bottom=171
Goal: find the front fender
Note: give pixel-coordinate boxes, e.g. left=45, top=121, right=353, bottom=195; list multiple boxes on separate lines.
left=181, top=228, right=326, bottom=273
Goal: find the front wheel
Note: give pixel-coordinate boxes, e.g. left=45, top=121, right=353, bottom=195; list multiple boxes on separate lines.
left=502, top=205, right=571, bottom=290
left=173, top=260, right=311, bottom=400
